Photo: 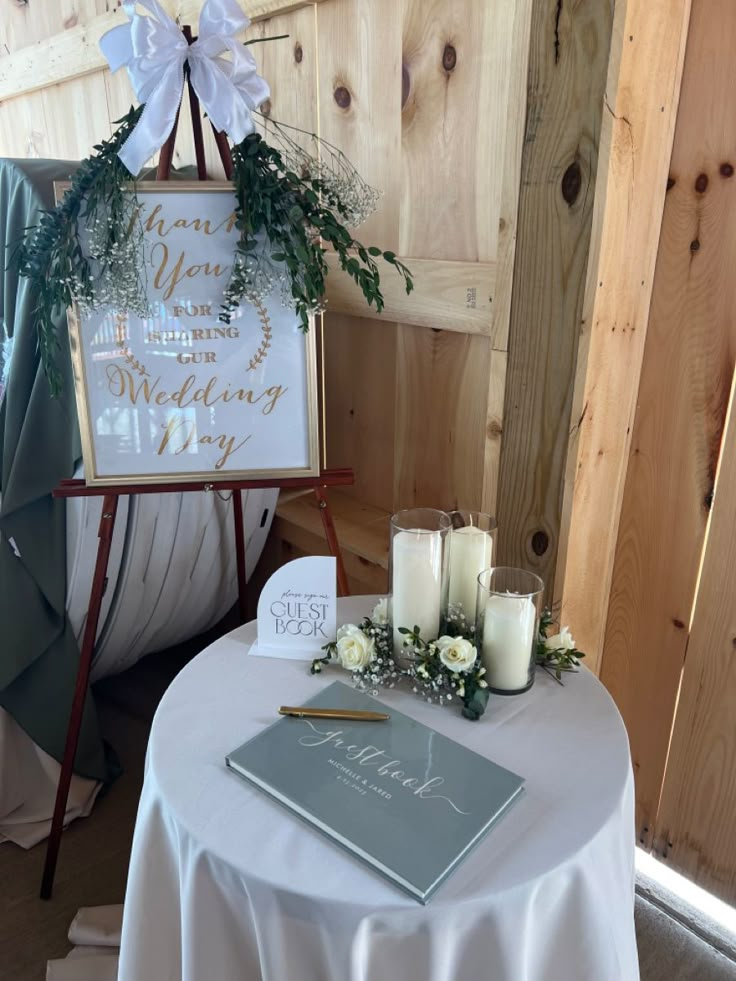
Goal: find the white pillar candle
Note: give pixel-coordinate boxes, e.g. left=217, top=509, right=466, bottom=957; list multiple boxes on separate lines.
left=481, top=594, right=537, bottom=691
left=448, top=526, right=493, bottom=620
left=391, top=530, right=443, bottom=658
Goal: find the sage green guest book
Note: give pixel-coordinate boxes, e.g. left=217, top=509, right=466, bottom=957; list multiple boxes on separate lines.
left=226, top=681, right=524, bottom=903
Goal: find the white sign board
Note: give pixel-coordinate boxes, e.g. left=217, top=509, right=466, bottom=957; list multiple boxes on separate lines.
left=64, top=183, right=320, bottom=486
left=255, top=557, right=337, bottom=660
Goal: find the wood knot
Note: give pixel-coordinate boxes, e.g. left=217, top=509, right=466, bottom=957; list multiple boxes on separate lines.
left=672, top=618, right=686, bottom=630
left=690, top=239, right=700, bottom=253
left=334, top=86, right=352, bottom=109
left=401, top=63, right=411, bottom=109
left=561, top=160, right=582, bottom=206
left=442, top=44, right=457, bottom=72
left=666, top=176, right=676, bottom=191
left=487, top=419, right=503, bottom=440
left=720, top=162, right=734, bottom=178
left=694, top=173, right=708, bottom=193
left=261, top=99, right=272, bottom=117
left=531, top=530, right=549, bottom=556
left=294, top=43, right=303, bottom=64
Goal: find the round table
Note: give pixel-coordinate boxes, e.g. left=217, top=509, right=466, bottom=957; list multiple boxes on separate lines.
left=118, top=596, right=639, bottom=981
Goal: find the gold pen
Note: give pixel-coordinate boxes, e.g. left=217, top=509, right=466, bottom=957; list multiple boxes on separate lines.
left=279, top=706, right=390, bottom=722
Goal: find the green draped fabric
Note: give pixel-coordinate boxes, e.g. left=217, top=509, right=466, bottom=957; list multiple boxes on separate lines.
left=0, top=158, right=110, bottom=781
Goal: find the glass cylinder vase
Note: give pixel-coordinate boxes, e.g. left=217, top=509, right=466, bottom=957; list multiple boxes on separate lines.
left=389, top=509, right=451, bottom=667
left=476, top=567, right=544, bottom=695
left=447, top=511, right=497, bottom=628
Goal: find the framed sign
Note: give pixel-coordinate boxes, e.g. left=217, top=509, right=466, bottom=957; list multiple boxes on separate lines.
left=59, top=182, right=321, bottom=486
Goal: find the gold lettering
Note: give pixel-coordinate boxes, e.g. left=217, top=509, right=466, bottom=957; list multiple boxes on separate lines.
left=176, top=351, right=217, bottom=365
left=105, top=366, right=287, bottom=415
left=143, top=207, right=237, bottom=239
left=157, top=418, right=251, bottom=469
left=152, top=242, right=229, bottom=302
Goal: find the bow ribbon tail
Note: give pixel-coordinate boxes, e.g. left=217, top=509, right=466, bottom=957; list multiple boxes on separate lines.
left=117, top=62, right=186, bottom=175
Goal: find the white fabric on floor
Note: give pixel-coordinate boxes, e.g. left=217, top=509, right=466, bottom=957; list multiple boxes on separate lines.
left=0, top=708, right=99, bottom=848
left=118, top=596, right=640, bottom=981
left=46, top=954, right=119, bottom=981
left=68, top=905, right=123, bottom=947
left=46, top=905, right=123, bottom=980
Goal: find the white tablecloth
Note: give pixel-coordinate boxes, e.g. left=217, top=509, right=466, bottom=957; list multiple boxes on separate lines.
left=119, top=596, right=639, bottom=981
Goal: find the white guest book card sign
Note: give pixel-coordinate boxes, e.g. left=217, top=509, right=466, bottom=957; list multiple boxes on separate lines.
left=62, top=183, right=320, bottom=486
left=254, top=557, right=337, bottom=660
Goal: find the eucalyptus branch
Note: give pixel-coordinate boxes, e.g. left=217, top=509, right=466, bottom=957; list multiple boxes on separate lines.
left=223, top=131, right=413, bottom=327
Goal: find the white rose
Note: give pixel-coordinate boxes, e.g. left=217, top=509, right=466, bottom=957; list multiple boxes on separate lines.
left=336, top=624, right=376, bottom=671
left=434, top=636, right=477, bottom=673
left=545, top=626, right=576, bottom=652
left=371, top=597, right=388, bottom=624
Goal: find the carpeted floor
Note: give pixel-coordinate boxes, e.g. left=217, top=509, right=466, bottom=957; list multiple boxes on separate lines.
left=1, top=633, right=735, bottom=981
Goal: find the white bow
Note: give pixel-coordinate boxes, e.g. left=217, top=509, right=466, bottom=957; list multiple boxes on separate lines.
left=100, top=0, right=270, bottom=175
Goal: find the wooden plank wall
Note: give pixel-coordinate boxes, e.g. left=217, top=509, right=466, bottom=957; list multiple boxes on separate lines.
left=599, top=0, right=736, bottom=860
left=654, top=369, right=736, bottom=904
left=494, top=0, right=614, bottom=596
left=558, top=0, right=692, bottom=672
left=319, top=0, right=533, bottom=520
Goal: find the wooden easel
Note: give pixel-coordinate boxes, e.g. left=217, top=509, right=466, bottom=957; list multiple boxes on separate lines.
left=40, top=27, right=353, bottom=899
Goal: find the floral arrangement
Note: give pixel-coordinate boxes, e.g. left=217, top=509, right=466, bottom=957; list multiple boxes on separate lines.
left=17, top=22, right=412, bottom=396
left=535, top=610, right=585, bottom=682
left=312, top=600, right=584, bottom=721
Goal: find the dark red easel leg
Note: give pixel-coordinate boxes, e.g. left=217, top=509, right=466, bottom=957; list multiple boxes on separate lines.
left=314, top=487, right=350, bottom=598
left=210, top=124, right=234, bottom=180
left=41, top=495, right=119, bottom=899
left=232, top=491, right=248, bottom=626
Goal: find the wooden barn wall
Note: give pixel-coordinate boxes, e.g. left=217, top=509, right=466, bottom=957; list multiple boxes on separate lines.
left=494, top=0, right=614, bottom=596
left=595, top=0, right=736, bottom=903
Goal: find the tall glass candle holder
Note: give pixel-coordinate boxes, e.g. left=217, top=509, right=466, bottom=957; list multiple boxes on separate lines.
left=476, top=567, right=544, bottom=695
left=447, top=511, right=497, bottom=628
left=389, top=509, right=451, bottom=667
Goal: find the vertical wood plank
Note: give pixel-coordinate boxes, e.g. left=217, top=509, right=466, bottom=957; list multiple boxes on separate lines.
left=396, top=0, right=531, bottom=513
left=653, top=368, right=736, bottom=904
left=495, top=0, right=614, bottom=593
left=394, top=326, right=488, bottom=511
left=317, top=0, right=401, bottom=513
left=40, top=73, right=112, bottom=160
left=558, top=0, right=692, bottom=673
left=599, top=0, right=736, bottom=847
left=0, top=88, right=50, bottom=157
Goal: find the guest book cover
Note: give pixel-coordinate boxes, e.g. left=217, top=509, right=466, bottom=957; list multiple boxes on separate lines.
left=225, top=681, right=524, bottom=903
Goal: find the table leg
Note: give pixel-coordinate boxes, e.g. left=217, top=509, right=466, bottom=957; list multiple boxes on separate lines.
left=40, top=494, right=120, bottom=900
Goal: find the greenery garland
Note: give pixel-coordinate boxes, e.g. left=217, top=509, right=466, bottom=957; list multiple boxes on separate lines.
left=311, top=603, right=586, bottom=721
left=17, top=106, right=413, bottom=396
left=17, top=106, right=145, bottom=396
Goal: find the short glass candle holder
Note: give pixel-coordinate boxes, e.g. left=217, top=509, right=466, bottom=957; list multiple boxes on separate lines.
left=447, top=511, right=497, bottom=629
left=389, top=508, right=451, bottom=667
left=476, top=567, right=544, bottom=695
